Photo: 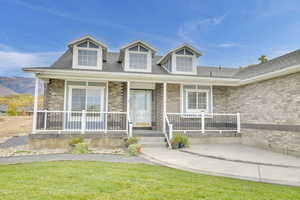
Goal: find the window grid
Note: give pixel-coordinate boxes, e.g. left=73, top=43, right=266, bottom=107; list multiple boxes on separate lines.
left=78, top=50, right=98, bottom=66
left=186, top=90, right=208, bottom=112
left=176, top=56, right=193, bottom=72
left=129, top=52, right=148, bottom=70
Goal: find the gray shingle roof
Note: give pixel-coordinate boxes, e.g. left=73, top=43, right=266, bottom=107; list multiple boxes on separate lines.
left=29, top=48, right=300, bottom=81
left=235, top=49, right=300, bottom=79
left=50, top=50, right=239, bottom=78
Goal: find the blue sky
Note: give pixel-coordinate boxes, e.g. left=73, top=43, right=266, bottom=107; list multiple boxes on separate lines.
left=1, top=0, right=300, bottom=76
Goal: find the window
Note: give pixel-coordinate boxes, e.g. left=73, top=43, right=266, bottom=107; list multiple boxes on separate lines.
left=78, top=50, right=97, bottom=66
left=69, top=87, right=104, bottom=112
left=175, top=48, right=195, bottom=73
left=73, top=40, right=101, bottom=69
left=126, top=44, right=150, bottom=71
left=129, top=52, right=147, bottom=69
left=176, top=56, right=193, bottom=72
left=185, top=89, right=208, bottom=112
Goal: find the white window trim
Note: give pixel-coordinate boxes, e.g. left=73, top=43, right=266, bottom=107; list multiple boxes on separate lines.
left=124, top=48, right=152, bottom=72
left=185, top=89, right=209, bottom=113
left=171, top=51, right=197, bottom=75
left=72, top=41, right=103, bottom=70
left=68, top=85, right=105, bottom=121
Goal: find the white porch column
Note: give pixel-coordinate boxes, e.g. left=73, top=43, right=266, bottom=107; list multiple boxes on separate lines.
left=126, top=81, right=131, bottom=133
left=32, top=76, right=39, bottom=134
left=163, top=82, right=167, bottom=133
left=127, top=81, right=130, bottom=113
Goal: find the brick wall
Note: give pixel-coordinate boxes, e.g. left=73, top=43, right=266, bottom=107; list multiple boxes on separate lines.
left=108, top=82, right=126, bottom=112
left=45, top=79, right=64, bottom=111
left=166, top=84, right=181, bottom=113
left=213, top=72, right=300, bottom=156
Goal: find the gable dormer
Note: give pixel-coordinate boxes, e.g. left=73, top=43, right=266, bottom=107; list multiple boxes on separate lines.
left=69, top=35, right=107, bottom=70
left=119, top=40, right=156, bottom=73
left=157, top=44, right=202, bottom=75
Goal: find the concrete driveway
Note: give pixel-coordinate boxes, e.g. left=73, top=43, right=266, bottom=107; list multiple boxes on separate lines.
left=141, top=145, right=300, bottom=187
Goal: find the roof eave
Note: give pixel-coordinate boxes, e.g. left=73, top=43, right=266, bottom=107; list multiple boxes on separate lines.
left=68, top=35, right=108, bottom=49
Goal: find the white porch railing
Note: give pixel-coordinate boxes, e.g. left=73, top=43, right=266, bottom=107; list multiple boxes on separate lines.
left=35, top=110, right=128, bottom=133
left=165, top=112, right=240, bottom=142
left=165, top=114, right=173, bottom=148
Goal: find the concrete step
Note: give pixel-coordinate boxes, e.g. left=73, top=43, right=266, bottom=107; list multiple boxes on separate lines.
left=139, top=137, right=165, bottom=143
left=141, top=143, right=167, bottom=148
left=139, top=137, right=167, bottom=148
left=133, top=131, right=164, bottom=137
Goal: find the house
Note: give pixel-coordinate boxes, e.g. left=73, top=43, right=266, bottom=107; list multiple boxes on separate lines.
left=0, top=104, right=7, bottom=116
left=24, top=35, right=300, bottom=156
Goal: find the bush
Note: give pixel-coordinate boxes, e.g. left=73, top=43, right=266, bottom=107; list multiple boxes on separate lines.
left=68, top=137, right=84, bottom=147
left=128, top=144, right=142, bottom=156
left=7, top=103, right=17, bottom=116
left=71, top=142, right=90, bottom=154
left=124, top=137, right=139, bottom=147
left=170, top=133, right=189, bottom=149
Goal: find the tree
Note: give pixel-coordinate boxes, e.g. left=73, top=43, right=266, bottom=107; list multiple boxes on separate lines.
left=7, top=102, right=17, bottom=116
left=258, top=55, right=268, bottom=64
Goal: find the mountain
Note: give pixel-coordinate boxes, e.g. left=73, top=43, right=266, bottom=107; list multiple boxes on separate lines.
left=0, top=77, right=43, bottom=97
left=0, top=84, right=17, bottom=96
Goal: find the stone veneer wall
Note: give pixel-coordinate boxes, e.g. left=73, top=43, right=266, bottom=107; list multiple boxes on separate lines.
left=154, top=83, right=163, bottom=131
left=108, top=82, right=126, bottom=112
left=45, top=79, right=65, bottom=111
left=213, top=72, right=300, bottom=156
left=166, top=84, right=181, bottom=113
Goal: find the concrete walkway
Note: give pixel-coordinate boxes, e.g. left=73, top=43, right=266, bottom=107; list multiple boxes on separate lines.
left=142, top=147, right=300, bottom=187
left=0, top=136, right=28, bottom=148
left=182, top=144, right=300, bottom=168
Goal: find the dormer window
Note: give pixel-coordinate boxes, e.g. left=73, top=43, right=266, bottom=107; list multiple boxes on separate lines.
left=128, top=45, right=148, bottom=70
left=157, top=44, right=201, bottom=75
left=74, top=40, right=101, bottom=69
left=120, top=41, right=156, bottom=73
left=174, top=48, right=196, bottom=74
left=70, top=36, right=107, bottom=70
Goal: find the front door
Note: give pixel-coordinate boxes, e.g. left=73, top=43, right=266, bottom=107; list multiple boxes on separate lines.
left=130, top=90, right=152, bottom=127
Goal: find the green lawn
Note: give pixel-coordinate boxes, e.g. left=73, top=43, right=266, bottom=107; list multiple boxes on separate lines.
left=0, top=161, right=299, bottom=200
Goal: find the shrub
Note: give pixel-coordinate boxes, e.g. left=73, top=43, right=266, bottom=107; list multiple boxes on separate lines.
left=7, top=103, right=17, bottom=116
left=170, top=133, right=189, bottom=149
left=68, top=137, right=84, bottom=147
left=128, top=144, right=142, bottom=156
left=71, top=142, right=90, bottom=154
left=124, top=137, right=139, bottom=147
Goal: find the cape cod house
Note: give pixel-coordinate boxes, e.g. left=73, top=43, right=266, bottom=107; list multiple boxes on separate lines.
left=24, top=35, right=300, bottom=156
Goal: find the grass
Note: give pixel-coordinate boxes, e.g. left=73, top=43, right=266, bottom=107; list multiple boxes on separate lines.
left=14, top=150, right=32, bottom=154
left=0, top=161, right=299, bottom=200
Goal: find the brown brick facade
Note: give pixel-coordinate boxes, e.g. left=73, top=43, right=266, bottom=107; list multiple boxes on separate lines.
left=213, top=72, right=300, bottom=156
left=45, top=76, right=300, bottom=155
left=166, top=84, right=181, bottom=113
left=108, top=82, right=126, bottom=112
left=45, top=79, right=65, bottom=111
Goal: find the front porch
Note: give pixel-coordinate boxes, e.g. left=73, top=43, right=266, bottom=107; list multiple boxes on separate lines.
left=32, top=78, right=240, bottom=142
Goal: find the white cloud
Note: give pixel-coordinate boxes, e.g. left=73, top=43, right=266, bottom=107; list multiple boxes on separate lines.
left=0, top=44, right=62, bottom=76
left=217, top=43, right=240, bottom=48
left=177, top=14, right=227, bottom=43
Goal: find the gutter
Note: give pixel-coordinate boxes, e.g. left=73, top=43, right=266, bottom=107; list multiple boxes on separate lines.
left=23, top=68, right=240, bottom=86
